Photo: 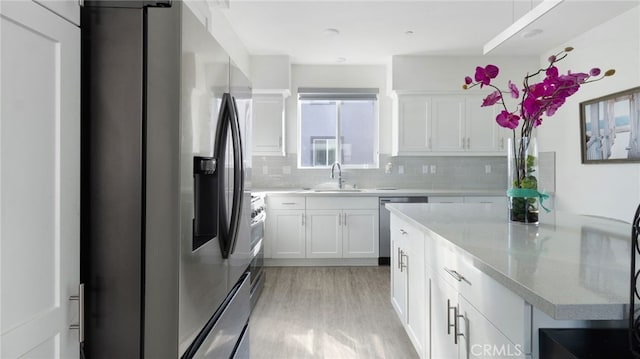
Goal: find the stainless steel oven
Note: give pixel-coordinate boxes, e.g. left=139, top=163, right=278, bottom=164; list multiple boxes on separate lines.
left=249, top=193, right=266, bottom=311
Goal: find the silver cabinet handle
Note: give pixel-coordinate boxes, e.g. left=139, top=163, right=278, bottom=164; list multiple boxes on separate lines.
left=401, top=253, right=407, bottom=272
left=301, top=214, right=305, bottom=226
left=69, top=283, right=85, bottom=343
left=453, top=306, right=464, bottom=344
left=444, top=267, right=466, bottom=282
left=397, top=247, right=402, bottom=269
left=447, top=299, right=455, bottom=335
left=282, top=202, right=297, bottom=205
left=343, top=213, right=347, bottom=226
left=338, top=213, right=341, bottom=226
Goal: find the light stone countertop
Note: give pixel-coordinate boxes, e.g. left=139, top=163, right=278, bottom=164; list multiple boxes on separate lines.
left=254, top=188, right=506, bottom=197
left=386, top=202, right=631, bottom=321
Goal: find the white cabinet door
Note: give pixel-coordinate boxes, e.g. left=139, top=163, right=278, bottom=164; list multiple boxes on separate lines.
left=252, top=94, right=285, bottom=156
left=269, top=210, right=306, bottom=258
left=405, top=226, right=426, bottom=358
left=431, top=276, right=460, bottom=359
left=390, top=237, right=407, bottom=321
left=342, top=209, right=378, bottom=258
left=466, top=95, right=502, bottom=152
left=431, top=95, right=465, bottom=152
left=396, top=95, right=430, bottom=154
left=306, top=210, right=341, bottom=258
left=1, top=1, right=80, bottom=357
left=458, top=296, right=525, bottom=359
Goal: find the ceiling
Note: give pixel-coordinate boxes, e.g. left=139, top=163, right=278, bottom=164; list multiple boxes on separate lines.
left=220, top=0, right=639, bottom=65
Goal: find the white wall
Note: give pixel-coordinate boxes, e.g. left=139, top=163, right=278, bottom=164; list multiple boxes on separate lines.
left=286, top=64, right=392, bottom=155
left=391, top=55, right=540, bottom=93
left=537, top=7, right=640, bottom=222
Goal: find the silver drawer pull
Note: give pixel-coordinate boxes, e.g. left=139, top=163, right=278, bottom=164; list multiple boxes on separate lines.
left=444, top=267, right=466, bottom=282
left=281, top=202, right=297, bottom=205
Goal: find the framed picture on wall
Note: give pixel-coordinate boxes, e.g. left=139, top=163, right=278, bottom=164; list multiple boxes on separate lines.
left=580, top=86, right=640, bottom=163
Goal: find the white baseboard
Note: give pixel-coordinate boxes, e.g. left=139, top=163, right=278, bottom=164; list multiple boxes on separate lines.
left=264, top=258, right=379, bottom=267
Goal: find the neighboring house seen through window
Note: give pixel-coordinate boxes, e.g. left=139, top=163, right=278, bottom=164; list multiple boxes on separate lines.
left=298, top=88, right=379, bottom=168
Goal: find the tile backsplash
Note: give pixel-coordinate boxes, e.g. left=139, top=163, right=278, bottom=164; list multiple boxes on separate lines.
left=252, top=154, right=514, bottom=190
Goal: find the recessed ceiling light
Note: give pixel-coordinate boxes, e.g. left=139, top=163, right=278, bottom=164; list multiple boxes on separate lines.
left=405, top=30, right=414, bottom=35
left=522, top=28, right=543, bottom=38
left=336, top=57, right=347, bottom=63
left=323, top=28, right=340, bottom=36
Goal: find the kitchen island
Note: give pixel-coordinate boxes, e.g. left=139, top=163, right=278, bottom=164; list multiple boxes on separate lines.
left=386, top=202, right=631, bottom=359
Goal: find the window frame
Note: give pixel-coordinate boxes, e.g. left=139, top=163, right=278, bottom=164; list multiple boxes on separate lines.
left=297, top=90, right=380, bottom=169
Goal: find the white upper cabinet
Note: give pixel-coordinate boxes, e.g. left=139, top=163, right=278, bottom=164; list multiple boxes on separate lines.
left=431, top=95, right=465, bottom=152
left=251, top=55, right=290, bottom=156
left=252, top=94, right=286, bottom=156
left=394, top=94, right=431, bottom=154
left=35, top=0, right=80, bottom=26
left=392, top=93, right=508, bottom=156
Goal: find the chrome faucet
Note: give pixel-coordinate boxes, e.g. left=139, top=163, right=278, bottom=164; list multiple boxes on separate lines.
left=330, top=162, right=343, bottom=189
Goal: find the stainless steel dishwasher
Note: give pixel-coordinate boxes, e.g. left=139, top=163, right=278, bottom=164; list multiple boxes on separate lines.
left=379, top=196, right=429, bottom=265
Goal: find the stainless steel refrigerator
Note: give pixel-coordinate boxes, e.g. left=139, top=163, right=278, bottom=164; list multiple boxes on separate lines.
left=81, top=1, right=252, bottom=357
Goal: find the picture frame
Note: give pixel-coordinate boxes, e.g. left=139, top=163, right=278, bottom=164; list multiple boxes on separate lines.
left=580, top=86, right=640, bottom=163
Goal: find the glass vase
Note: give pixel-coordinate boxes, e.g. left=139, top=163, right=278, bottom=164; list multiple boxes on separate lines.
left=507, top=137, right=539, bottom=224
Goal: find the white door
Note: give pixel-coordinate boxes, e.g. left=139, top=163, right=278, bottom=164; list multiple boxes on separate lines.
left=252, top=94, right=285, bottom=156
left=270, top=210, right=306, bottom=258
left=1, top=1, right=80, bottom=358
left=466, top=95, right=502, bottom=152
left=390, top=238, right=407, bottom=321
left=342, top=209, right=378, bottom=258
left=305, top=209, right=341, bottom=258
left=431, top=95, right=465, bottom=152
left=397, top=95, right=430, bottom=154
left=431, top=276, right=460, bottom=359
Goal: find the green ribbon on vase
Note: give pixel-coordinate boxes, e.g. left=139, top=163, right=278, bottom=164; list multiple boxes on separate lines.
left=506, top=188, right=551, bottom=213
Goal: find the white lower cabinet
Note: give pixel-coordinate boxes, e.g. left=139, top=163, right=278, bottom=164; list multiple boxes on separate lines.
left=390, top=215, right=427, bottom=358
left=265, top=196, right=306, bottom=258
left=306, top=210, right=341, bottom=258
left=342, top=209, right=378, bottom=258
left=266, top=195, right=379, bottom=260
left=390, top=212, right=527, bottom=359
left=458, top=296, right=523, bottom=359
left=269, top=209, right=306, bottom=258
left=431, top=274, right=460, bottom=359
left=306, top=197, right=379, bottom=259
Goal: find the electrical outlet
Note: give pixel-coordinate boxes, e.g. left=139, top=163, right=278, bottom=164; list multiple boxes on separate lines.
left=398, top=165, right=404, bottom=174
left=485, top=165, right=492, bottom=174
left=430, top=165, right=436, bottom=174
left=422, top=165, right=429, bottom=174
left=282, top=166, right=291, bottom=174
left=262, top=166, right=268, bottom=175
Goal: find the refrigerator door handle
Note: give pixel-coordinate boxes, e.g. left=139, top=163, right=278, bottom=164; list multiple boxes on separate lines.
left=227, top=95, right=244, bottom=256
left=213, top=94, right=232, bottom=257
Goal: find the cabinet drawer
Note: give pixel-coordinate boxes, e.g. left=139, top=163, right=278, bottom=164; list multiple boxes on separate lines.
left=307, top=196, right=377, bottom=210
left=430, top=237, right=527, bottom=348
left=267, top=196, right=305, bottom=210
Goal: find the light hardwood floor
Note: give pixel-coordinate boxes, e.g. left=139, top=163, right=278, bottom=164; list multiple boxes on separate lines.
left=249, top=266, right=418, bottom=359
